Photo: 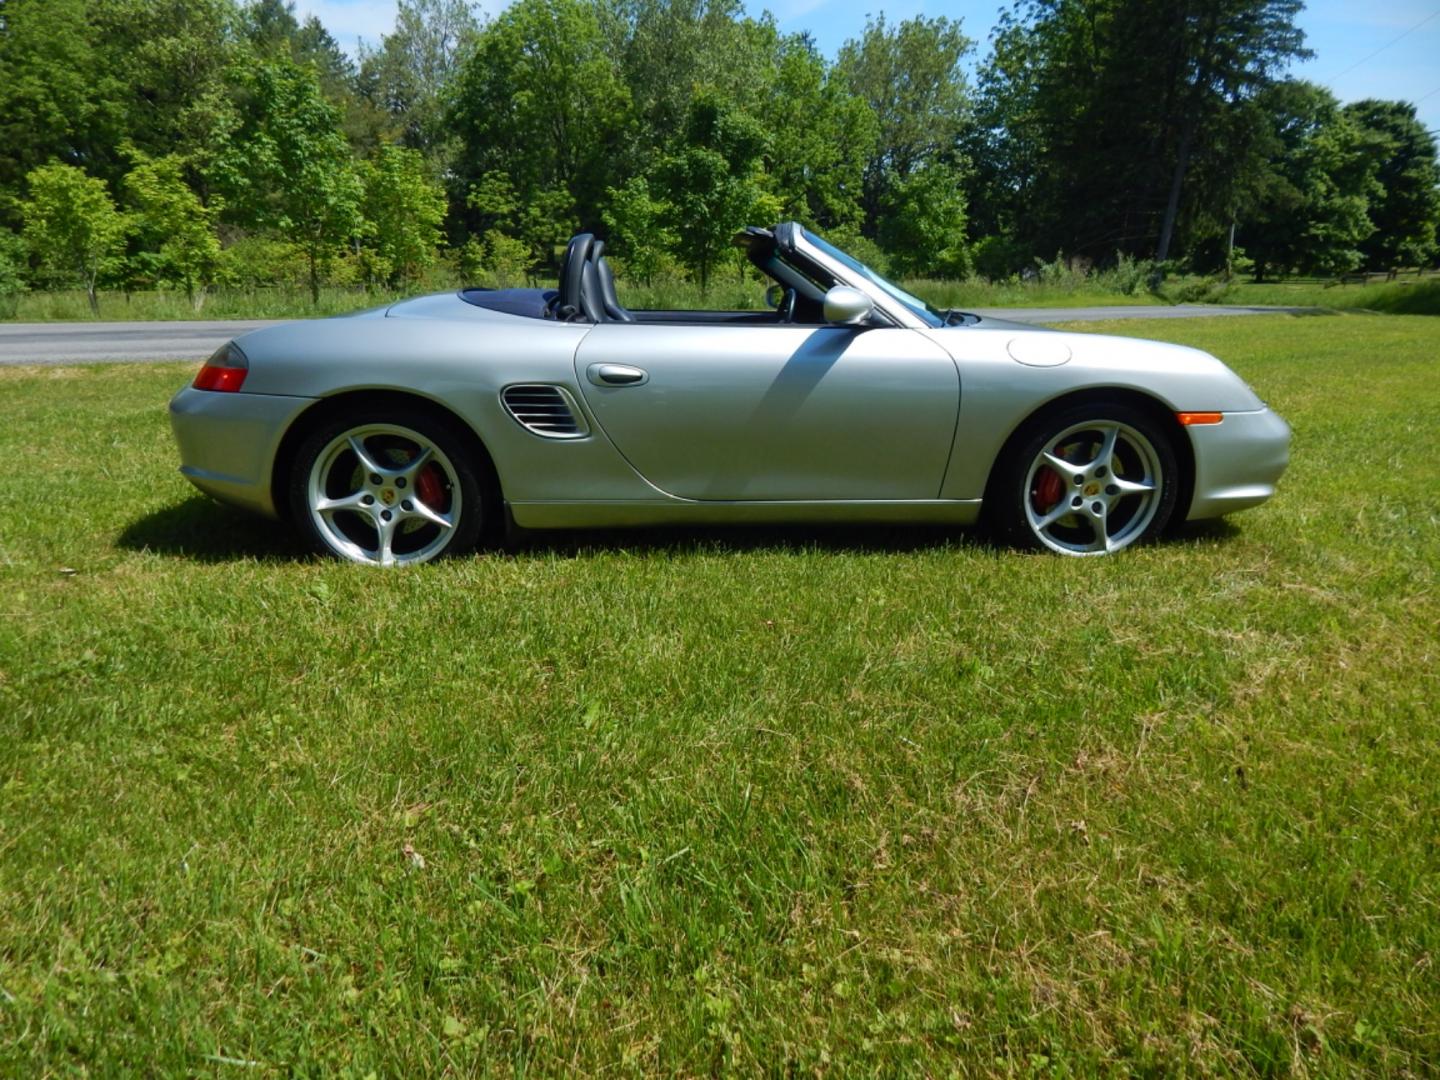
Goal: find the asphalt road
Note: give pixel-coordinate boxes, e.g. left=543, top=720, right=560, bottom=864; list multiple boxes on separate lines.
left=0, top=305, right=1310, bottom=365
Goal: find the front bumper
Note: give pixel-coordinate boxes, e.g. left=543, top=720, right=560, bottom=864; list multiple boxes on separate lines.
left=169, top=386, right=314, bottom=517
left=1185, top=407, right=1290, bottom=520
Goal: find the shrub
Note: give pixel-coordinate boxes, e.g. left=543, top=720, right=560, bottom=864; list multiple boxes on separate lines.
left=971, top=235, right=1029, bottom=281
left=1095, top=251, right=1156, bottom=296
left=216, top=236, right=310, bottom=289
left=0, top=230, right=27, bottom=318
left=1031, top=252, right=1089, bottom=290
left=1166, top=275, right=1235, bottom=304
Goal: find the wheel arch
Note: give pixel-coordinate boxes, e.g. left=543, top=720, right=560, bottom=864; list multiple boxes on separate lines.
left=270, top=388, right=504, bottom=523
left=981, top=387, right=1195, bottom=526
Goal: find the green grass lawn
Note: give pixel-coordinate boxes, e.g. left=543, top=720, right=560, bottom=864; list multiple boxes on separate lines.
left=1226, top=277, right=1440, bottom=315
left=1, top=314, right=1436, bottom=1074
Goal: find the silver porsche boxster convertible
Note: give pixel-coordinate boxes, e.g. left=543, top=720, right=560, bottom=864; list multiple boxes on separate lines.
left=170, top=224, right=1289, bottom=565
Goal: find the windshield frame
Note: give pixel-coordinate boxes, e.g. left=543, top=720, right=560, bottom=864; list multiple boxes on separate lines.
left=797, top=229, right=945, bottom=328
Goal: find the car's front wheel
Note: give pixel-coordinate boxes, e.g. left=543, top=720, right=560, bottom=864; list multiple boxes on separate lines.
left=289, top=409, right=488, bottom=566
left=992, top=403, right=1179, bottom=556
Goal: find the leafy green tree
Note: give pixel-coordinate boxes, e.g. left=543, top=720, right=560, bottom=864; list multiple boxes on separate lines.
left=762, top=38, right=876, bottom=232
left=1, top=0, right=239, bottom=217
left=656, top=92, right=776, bottom=290
left=241, top=0, right=302, bottom=53
left=465, top=171, right=576, bottom=271
left=94, top=0, right=241, bottom=186
left=973, top=0, right=1309, bottom=266
left=450, top=0, right=631, bottom=257
left=0, top=0, right=125, bottom=220
left=482, top=230, right=533, bottom=286
left=878, top=162, right=970, bottom=277
left=358, top=0, right=481, bottom=157
left=0, top=230, right=27, bottom=317
left=221, top=60, right=364, bottom=302
left=836, top=15, right=972, bottom=229
left=605, top=0, right=780, bottom=152
left=464, top=171, right=521, bottom=229
left=1243, top=82, right=1378, bottom=280
left=359, top=144, right=447, bottom=287
left=22, top=164, right=129, bottom=314
left=1343, top=100, right=1440, bottom=271
left=241, top=0, right=388, bottom=152
left=123, top=155, right=223, bottom=309
left=1148, top=0, right=1310, bottom=261
left=601, top=177, right=676, bottom=285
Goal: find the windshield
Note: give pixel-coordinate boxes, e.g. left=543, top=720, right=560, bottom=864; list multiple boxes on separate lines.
left=802, top=229, right=945, bottom=327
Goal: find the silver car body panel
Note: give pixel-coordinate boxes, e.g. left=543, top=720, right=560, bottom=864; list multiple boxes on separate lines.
left=913, top=325, right=1272, bottom=502
left=170, top=386, right=312, bottom=515
left=169, top=251, right=1289, bottom=532
left=1185, top=407, right=1291, bottom=518
left=572, top=323, right=959, bottom=501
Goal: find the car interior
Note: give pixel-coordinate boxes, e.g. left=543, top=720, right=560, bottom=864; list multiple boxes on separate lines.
left=459, top=225, right=855, bottom=326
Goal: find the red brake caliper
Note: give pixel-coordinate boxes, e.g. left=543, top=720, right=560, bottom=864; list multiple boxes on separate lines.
left=416, top=462, right=446, bottom=510
left=1032, top=446, right=1065, bottom=512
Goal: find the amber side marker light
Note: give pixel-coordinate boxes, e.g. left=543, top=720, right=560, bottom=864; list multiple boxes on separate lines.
left=194, top=342, right=249, bottom=392
left=1176, top=411, right=1224, bottom=426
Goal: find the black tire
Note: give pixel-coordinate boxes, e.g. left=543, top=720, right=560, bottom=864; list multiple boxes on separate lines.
left=989, top=402, right=1180, bottom=555
left=288, top=407, right=491, bottom=565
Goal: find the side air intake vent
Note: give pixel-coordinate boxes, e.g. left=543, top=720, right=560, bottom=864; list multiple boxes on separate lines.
left=500, top=384, right=589, bottom=439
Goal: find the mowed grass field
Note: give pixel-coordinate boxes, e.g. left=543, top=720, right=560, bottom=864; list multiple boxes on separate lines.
left=1, top=314, right=1436, bottom=1075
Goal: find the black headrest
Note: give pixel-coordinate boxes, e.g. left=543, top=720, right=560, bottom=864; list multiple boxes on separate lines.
left=596, top=257, right=635, bottom=322
left=557, top=232, right=594, bottom=321
left=579, top=252, right=606, bottom=322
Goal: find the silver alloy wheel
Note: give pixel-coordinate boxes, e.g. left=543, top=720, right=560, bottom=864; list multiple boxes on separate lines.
left=1022, top=420, right=1163, bottom=556
left=306, top=423, right=462, bottom=566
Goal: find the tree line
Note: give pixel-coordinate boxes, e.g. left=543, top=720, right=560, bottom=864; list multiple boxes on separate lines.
left=1, top=0, right=1437, bottom=313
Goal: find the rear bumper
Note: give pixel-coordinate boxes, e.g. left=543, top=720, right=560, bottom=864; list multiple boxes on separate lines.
left=1185, top=407, right=1290, bottom=520
left=169, top=386, right=314, bottom=517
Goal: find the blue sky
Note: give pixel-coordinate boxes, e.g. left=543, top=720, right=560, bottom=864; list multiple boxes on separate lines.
left=297, top=0, right=1440, bottom=132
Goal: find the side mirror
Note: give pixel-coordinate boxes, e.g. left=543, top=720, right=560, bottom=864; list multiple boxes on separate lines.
left=765, top=284, right=785, bottom=309
left=823, top=286, right=874, bottom=325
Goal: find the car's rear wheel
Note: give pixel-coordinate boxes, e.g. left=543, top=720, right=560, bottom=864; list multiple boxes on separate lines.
left=289, top=409, right=487, bottom=566
left=992, top=403, right=1179, bottom=556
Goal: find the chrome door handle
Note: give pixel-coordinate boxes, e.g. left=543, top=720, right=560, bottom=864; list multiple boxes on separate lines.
left=587, top=363, right=648, bottom=387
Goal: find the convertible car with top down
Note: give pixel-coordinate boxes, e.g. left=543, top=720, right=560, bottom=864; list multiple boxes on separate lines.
left=169, top=223, right=1290, bottom=565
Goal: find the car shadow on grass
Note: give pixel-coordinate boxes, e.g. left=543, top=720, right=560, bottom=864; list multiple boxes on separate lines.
left=119, top=497, right=1241, bottom=563
left=1167, top=517, right=1243, bottom=545
left=510, top=517, right=1239, bottom=558
left=507, top=521, right=996, bottom=558
left=117, top=496, right=309, bottom=563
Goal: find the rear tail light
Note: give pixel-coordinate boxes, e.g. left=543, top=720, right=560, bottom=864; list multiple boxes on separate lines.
left=194, top=342, right=249, bottom=392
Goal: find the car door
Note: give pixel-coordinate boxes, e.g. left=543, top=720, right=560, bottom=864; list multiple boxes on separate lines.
left=573, top=323, right=959, bottom=501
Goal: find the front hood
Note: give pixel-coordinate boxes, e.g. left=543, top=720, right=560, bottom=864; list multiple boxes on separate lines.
left=938, top=311, right=1054, bottom=332
left=920, top=324, right=1268, bottom=413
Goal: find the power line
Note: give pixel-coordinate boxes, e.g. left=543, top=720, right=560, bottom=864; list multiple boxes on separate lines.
left=1415, top=85, right=1440, bottom=105
left=1324, top=9, right=1440, bottom=83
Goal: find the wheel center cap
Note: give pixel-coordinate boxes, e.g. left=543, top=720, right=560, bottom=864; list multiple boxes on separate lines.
left=380, top=488, right=396, bottom=506
left=1083, top=482, right=1099, bottom=497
